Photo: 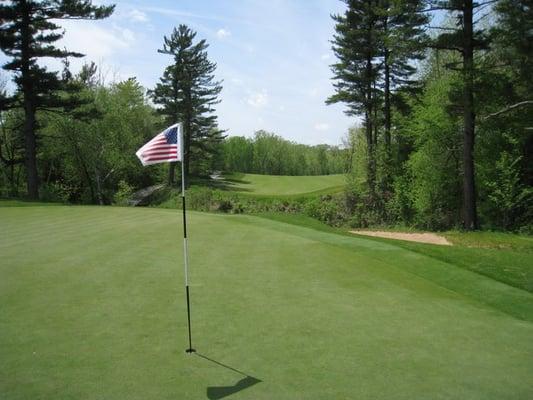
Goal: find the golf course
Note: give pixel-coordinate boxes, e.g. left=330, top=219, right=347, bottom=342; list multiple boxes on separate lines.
left=221, top=173, right=346, bottom=196
left=1, top=204, right=532, bottom=399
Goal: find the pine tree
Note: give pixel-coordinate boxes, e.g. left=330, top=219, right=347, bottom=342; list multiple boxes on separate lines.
left=379, top=0, right=428, bottom=160
left=327, top=0, right=382, bottom=194
left=0, top=0, right=114, bottom=199
left=152, top=25, right=224, bottom=185
left=430, top=0, right=492, bottom=229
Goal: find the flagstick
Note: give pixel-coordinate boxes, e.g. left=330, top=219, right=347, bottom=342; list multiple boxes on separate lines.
left=181, top=125, right=195, bottom=354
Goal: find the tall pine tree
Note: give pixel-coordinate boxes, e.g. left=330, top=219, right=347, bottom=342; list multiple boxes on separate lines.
left=379, top=0, right=428, bottom=161
left=327, top=0, right=382, bottom=195
left=152, top=25, right=224, bottom=185
left=0, top=0, right=114, bottom=199
left=431, top=0, right=492, bottom=229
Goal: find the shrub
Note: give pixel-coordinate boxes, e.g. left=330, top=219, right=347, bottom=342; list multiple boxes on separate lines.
left=40, top=182, right=71, bottom=203
left=113, top=180, right=134, bottom=205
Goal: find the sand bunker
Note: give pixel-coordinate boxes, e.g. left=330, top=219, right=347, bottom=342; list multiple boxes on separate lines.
left=350, top=230, right=452, bottom=246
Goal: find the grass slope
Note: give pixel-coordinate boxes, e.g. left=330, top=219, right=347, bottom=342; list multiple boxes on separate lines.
left=258, top=213, right=533, bottom=294
left=221, top=173, right=345, bottom=196
left=1, top=206, right=532, bottom=399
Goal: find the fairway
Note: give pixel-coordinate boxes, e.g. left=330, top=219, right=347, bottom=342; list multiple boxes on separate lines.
left=223, top=173, right=345, bottom=195
left=1, top=206, right=533, bottom=399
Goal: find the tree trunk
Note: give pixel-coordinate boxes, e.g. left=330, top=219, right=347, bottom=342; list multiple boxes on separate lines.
left=183, top=87, right=193, bottom=185
left=23, top=92, right=38, bottom=199
left=168, top=162, right=176, bottom=186
left=365, top=53, right=376, bottom=195
left=9, top=163, right=15, bottom=196
left=66, top=130, right=96, bottom=203
left=21, top=2, right=39, bottom=199
left=94, top=167, right=104, bottom=205
left=462, top=0, right=478, bottom=230
left=384, top=48, right=391, bottom=157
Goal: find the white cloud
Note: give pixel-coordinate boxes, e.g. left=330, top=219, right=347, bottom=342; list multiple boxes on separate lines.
left=320, top=53, right=331, bottom=60
left=247, top=90, right=268, bottom=108
left=314, top=123, right=330, bottom=131
left=120, top=28, right=135, bottom=43
left=128, top=9, right=149, bottom=23
left=216, top=28, right=231, bottom=39
left=59, top=21, right=135, bottom=60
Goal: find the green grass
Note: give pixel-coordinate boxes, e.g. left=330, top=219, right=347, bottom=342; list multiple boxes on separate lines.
left=220, top=172, right=346, bottom=196
left=0, top=199, right=63, bottom=207
left=258, top=213, right=533, bottom=293
left=1, top=206, right=533, bottom=399
left=444, top=230, right=533, bottom=251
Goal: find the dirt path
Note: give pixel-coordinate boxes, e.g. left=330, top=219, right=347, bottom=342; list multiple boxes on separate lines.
left=350, top=230, right=452, bottom=246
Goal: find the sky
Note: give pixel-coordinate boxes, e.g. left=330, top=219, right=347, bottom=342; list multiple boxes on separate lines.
left=1, top=0, right=358, bottom=146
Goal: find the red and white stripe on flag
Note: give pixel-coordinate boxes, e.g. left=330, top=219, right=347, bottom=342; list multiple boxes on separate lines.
left=136, top=123, right=182, bottom=166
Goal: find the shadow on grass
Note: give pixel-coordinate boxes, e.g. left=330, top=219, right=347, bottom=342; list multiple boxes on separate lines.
left=203, top=178, right=254, bottom=193
left=195, top=353, right=261, bottom=399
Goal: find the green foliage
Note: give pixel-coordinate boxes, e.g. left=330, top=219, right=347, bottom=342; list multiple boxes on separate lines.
left=481, top=151, right=532, bottom=229
left=152, top=24, right=224, bottom=180
left=405, top=72, right=462, bottom=229
left=0, top=0, right=114, bottom=199
left=221, top=131, right=348, bottom=176
left=39, top=181, right=71, bottom=203
left=304, top=194, right=347, bottom=226
left=0, top=108, right=25, bottom=197
left=113, top=180, right=135, bottom=206
left=39, top=73, right=161, bottom=204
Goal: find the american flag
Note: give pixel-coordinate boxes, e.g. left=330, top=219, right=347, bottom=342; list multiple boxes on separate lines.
left=136, top=123, right=182, bottom=166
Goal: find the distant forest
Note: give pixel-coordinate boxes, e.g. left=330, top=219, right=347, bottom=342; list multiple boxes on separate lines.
left=0, top=0, right=531, bottom=232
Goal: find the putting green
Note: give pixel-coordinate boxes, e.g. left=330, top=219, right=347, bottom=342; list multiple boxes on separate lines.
left=222, top=173, right=345, bottom=195
left=1, top=206, right=532, bottom=399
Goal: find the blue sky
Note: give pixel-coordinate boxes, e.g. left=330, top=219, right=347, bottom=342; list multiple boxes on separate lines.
left=3, top=0, right=358, bottom=145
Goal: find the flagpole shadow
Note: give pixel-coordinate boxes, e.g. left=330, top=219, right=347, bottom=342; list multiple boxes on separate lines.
left=195, top=353, right=261, bottom=400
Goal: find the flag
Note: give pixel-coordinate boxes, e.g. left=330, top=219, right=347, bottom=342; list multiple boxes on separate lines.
left=136, top=123, right=182, bottom=166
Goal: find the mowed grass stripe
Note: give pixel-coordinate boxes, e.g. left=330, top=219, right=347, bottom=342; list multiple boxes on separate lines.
left=0, top=207, right=173, bottom=245
left=1, top=206, right=532, bottom=399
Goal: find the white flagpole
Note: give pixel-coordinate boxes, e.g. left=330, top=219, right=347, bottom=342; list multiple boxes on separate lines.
left=180, top=123, right=195, bottom=353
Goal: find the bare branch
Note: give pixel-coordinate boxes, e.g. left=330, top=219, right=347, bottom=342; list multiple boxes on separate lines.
left=426, top=26, right=460, bottom=31
left=482, top=101, right=533, bottom=121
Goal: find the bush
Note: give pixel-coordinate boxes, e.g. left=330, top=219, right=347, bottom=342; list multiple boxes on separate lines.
left=40, top=182, right=71, bottom=203
left=304, top=194, right=347, bottom=226
left=113, top=180, right=134, bottom=205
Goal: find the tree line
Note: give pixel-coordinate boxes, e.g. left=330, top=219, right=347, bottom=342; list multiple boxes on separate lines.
left=0, top=0, right=348, bottom=205
left=0, top=0, right=531, bottom=232
left=329, top=0, right=532, bottom=231
left=0, top=0, right=226, bottom=202
left=221, top=131, right=347, bottom=176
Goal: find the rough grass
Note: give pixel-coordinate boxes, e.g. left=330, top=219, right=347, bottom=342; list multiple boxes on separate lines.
left=220, top=172, right=345, bottom=196
left=1, top=206, right=532, bottom=399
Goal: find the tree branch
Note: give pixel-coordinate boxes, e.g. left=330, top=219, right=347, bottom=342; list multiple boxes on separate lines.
left=482, top=101, right=533, bottom=121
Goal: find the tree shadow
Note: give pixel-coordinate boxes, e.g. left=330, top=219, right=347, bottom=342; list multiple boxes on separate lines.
left=194, top=174, right=253, bottom=192
left=195, top=353, right=261, bottom=400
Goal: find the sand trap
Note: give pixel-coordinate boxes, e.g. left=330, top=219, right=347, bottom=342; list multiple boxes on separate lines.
left=350, top=230, right=452, bottom=246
